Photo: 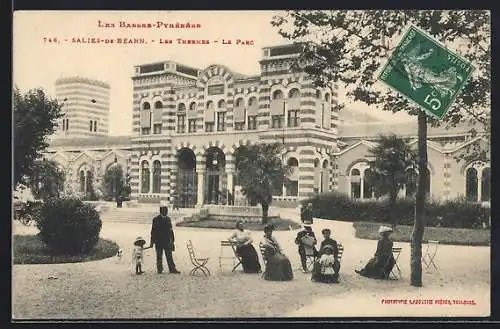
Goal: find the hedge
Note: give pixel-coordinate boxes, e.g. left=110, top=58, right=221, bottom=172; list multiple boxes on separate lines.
left=302, top=192, right=490, bottom=229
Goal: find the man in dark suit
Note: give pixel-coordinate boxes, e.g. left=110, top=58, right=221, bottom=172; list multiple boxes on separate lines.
left=149, top=204, right=181, bottom=274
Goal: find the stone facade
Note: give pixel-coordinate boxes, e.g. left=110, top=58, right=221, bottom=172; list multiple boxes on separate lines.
left=44, top=44, right=490, bottom=206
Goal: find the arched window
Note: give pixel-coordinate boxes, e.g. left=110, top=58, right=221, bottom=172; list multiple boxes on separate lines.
left=285, top=157, right=299, bottom=196
left=235, top=98, right=244, bottom=107
left=248, top=97, right=257, bottom=107
left=142, top=102, right=150, bottom=110
left=189, top=102, right=196, bottom=111
left=363, top=168, right=373, bottom=199
left=272, top=90, right=284, bottom=100
left=288, top=88, right=300, bottom=98
left=79, top=170, right=85, bottom=193
left=152, top=160, right=161, bottom=193
left=466, top=167, right=478, bottom=202
left=218, top=99, right=226, bottom=109
left=178, top=103, right=186, bottom=112
left=154, top=101, right=163, bottom=109
left=141, top=160, right=150, bottom=193
left=350, top=168, right=361, bottom=199
left=325, top=93, right=331, bottom=102
left=86, top=170, right=93, bottom=195
left=315, top=90, right=322, bottom=99
left=206, top=100, right=214, bottom=109
left=481, top=168, right=490, bottom=202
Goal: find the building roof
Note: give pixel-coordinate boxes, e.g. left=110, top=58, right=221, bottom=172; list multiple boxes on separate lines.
left=48, top=135, right=133, bottom=149
left=55, top=76, right=110, bottom=89
left=338, top=121, right=478, bottom=138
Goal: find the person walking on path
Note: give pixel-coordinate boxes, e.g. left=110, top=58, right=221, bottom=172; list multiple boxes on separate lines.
left=149, top=203, right=181, bottom=274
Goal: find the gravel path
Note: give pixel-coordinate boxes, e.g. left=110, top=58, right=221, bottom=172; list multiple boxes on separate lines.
left=12, top=211, right=490, bottom=319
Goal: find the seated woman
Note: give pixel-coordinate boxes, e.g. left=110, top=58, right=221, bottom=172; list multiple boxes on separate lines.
left=261, top=224, right=293, bottom=281
left=355, top=226, right=396, bottom=279
left=228, top=221, right=261, bottom=273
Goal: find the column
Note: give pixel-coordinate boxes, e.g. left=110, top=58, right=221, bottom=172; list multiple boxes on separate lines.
left=149, top=163, right=154, bottom=194
left=477, top=168, right=482, bottom=202
left=196, top=157, right=206, bottom=207
left=360, top=174, right=365, bottom=199
left=226, top=153, right=234, bottom=203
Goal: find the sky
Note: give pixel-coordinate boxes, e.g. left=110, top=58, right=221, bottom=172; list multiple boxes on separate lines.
left=13, top=11, right=414, bottom=136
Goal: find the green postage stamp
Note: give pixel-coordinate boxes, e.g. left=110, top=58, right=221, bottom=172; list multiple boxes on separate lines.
left=378, top=25, right=475, bottom=120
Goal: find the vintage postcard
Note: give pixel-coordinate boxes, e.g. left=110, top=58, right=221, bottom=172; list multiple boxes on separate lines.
left=12, top=10, right=491, bottom=320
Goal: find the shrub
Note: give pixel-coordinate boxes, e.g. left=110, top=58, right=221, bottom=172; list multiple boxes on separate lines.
left=35, top=197, right=102, bottom=255
left=303, top=192, right=490, bottom=229
left=14, top=200, right=44, bottom=226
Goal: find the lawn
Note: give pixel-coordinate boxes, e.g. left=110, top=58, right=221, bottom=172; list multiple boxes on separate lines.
left=353, top=222, right=490, bottom=246
left=176, top=217, right=301, bottom=231
left=13, top=234, right=120, bottom=264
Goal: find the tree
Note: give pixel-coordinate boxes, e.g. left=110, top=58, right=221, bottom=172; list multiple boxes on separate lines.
left=234, top=143, right=289, bottom=224
left=101, top=164, right=125, bottom=201
left=272, top=10, right=490, bottom=287
left=364, top=134, right=418, bottom=225
left=29, top=159, right=66, bottom=200
left=14, top=87, right=64, bottom=187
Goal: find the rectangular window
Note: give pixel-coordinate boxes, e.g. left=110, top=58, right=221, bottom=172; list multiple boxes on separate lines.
left=207, top=84, right=225, bottom=96
left=205, top=123, right=214, bottom=132
left=141, top=127, right=151, bottom=135
left=188, top=119, right=197, bottom=133
left=247, top=115, right=257, bottom=130
left=271, top=115, right=284, bottom=129
left=153, top=123, right=162, bottom=134
left=234, top=122, right=245, bottom=131
left=89, top=120, right=93, bottom=132
left=177, top=115, right=186, bottom=133
left=287, top=110, right=299, bottom=127
left=217, top=112, right=226, bottom=131
left=66, top=119, right=69, bottom=131
left=94, top=120, right=97, bottom=132
left=62, top=119, right=65, bottom=131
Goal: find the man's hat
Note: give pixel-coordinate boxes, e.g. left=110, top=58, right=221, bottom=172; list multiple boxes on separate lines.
left=134, top=236, right=146, bottom=246
left=321, top=228, right=331, bottom=234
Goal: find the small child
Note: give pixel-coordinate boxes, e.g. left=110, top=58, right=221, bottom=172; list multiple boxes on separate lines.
left=132, top=236, right=150, bottom=275
left=318, top=244, right=338, bottom=282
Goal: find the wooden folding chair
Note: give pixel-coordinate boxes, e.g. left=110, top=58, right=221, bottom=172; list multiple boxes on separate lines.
left=387, top=247, right=402, bottom=280
left=337, top=243, right=344, bottom=264
left=186, top=240, right=210, bottom=276
left=422, top=240, right=439, bottom=271
left=258, top=242, right=267, bottom=278
left=219, top=240, right=242, bottom=272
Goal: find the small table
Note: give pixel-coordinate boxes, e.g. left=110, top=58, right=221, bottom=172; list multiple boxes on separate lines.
left=219, top=241, right=242, bottom=272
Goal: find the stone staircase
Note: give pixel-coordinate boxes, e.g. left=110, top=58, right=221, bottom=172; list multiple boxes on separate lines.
left=99, top=207, right=194, bottom=225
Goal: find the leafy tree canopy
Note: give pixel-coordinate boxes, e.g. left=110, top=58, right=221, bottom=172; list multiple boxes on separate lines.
left=14, top=87, right=64, bottom=186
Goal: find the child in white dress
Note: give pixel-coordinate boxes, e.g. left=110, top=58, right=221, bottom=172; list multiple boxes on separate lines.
left=318, top=244, right=337, bottom=282
left=132, top=236, right=150, bottom=275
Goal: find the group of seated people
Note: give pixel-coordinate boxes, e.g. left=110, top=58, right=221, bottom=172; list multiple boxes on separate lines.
left=228, top=220, right=396, bottom=283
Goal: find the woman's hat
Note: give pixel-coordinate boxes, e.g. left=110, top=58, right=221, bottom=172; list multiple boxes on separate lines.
left=134, top=236, right=146, bottom=246
left=378, top=226, right=393, bottom=234
left=322, top=244, right=334, bottom=252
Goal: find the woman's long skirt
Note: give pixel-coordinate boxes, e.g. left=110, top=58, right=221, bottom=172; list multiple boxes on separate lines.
left=236, top=244, right=262, bottom=273
left=264, top=254, right=294, bottom=281
left=359, top=255, right=395, bottom=279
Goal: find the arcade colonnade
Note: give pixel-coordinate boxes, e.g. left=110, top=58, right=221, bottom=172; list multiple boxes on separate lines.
left=128, top=140, right=333, bottom=207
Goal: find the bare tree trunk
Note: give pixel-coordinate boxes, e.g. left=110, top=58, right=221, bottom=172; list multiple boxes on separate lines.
left=261, top=202, right=269, bottom=225
left=411, top=110, right=427, bottom=287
